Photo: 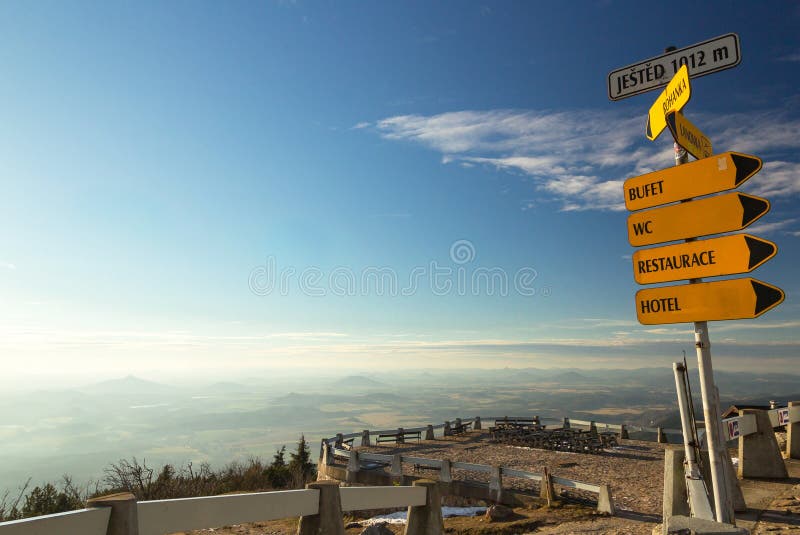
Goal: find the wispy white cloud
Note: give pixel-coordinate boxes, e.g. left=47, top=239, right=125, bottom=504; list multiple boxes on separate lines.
left=369, top=108, right=800, bottom=211
left=373, top=109, right=653, bottom=211
left=747, top=217, right=798, bottom=236
left=703, top=111, right=800, bottom=155
left=777, top=51, right=800, bottom=62
left=747, top=161, right=800, bottom=198
left=708, top=320, right=800, bottom=333
left=0, top=261, right=16, bottom=270
left=352, top=121, right=371, bottom=129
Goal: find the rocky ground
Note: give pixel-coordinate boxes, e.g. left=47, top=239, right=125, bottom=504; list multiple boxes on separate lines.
left=751, top=482, right=800, bottom=534
left=357, top=430, right=666, bottom=519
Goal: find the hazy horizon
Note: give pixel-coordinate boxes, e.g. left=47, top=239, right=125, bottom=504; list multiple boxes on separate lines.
left=2, top=366, right=799, bottom=494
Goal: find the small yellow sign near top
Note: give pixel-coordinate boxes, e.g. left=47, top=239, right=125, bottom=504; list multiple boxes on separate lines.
left=666, top=111, right=712, bottom=160
left=646, top=65, right=690, bottom=141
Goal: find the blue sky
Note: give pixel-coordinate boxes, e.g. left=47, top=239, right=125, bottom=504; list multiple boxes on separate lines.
left=1, top=1, right=799, bottom=383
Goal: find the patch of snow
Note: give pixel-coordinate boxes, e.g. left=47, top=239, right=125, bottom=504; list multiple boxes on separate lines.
left=362, top=511, right=408, bottom=525
left=362, top=507, right=486, bottom=525
left=442, top=506, right=487, bottom=518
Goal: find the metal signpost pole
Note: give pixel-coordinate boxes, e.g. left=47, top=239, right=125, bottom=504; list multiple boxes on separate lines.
left=674, top=141, right=733, bottom=523
left=694, top=321, right=732, bottom=522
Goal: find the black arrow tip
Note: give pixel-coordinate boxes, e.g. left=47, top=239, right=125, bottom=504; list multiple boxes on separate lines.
left=739, top=194, right=770, bottom=227
left=731, top=153, right=762, bottom=186
left=666, top=112, right=677, bottom=133
left=751, top=280, right=784, bottom=316
left=744, top=235, right=777, bottom=270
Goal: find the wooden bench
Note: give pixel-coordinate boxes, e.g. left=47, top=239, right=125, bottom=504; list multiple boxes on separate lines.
left=375, top=429, right=422, bottom=444
left=493, top=417, right=540, bottom=430
left=452, top=421, right=473, bottom=435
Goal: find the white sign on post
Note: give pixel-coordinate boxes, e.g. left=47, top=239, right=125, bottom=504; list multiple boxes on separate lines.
left=607, top=33, right=741, bottom=100
left=778, top=408, right=790, bottom=426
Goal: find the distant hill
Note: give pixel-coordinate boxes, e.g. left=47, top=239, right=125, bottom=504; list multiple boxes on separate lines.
left=330, top=375, right=386, bottom=388
left=551, top=371, right=590, bottom=384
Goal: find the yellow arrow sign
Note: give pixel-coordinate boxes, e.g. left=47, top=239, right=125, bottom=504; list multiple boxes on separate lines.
left=628, top=192, right=769, bottom=247
left=624, top=152, right=762, bottom=212
left=635, top=277, right=784, bottom=325
left=632, top=234, right=777, bottom=285
left=666, top=111, right=712, bottom=160
left=646, top=64, right=690, bottom=140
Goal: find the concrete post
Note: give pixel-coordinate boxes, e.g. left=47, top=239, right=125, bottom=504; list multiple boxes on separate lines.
left=663, top=447, right=690, bottom=520
left=489, top=466, right=503, bottom=503
left=391, top=454, right=403, bottom=480
left=325, top=442, right=334, bottom=465
left=425, top=425, right=435, bottom=441
left=443, top=421, right=452, bottom=436
left=540, top=467, right=555, bottom=506
left=87, top=493, right=139, bottom=535
left=721, top=451, right=746, bottom=512
left=404, top=479, right=443, bottom=535
left=620, top=424, right=629, bottom=439
left=335, top=433, right=344, bottom=447
left=474, top=416, right=482, bottom=430
left=346, top=450, right=359, bottom=484
left=439, top=459, right=452, bottom=483
left=562, top=417, right=570, bottom=429
left=589, top=421, right=598, bottom=437
left=788, top=401, right=800, bottom=460
left=697, top=449, right=745, bottom=511
left=665, top=516, right=748, bottom=534
left=397, top=428, right=405, bottom=444
left=319, top=439, right=326, bottom=464
left=597, top=484, right=615, bottom=515
left=297, top=480, right=345, bottom=535
left=657, top=427, right=669, bottom=444
left=317, top=443, right=331, bottom=480
left=361, top=430, right=371, bottom=447
left=738, top=408, right=788, bottom=478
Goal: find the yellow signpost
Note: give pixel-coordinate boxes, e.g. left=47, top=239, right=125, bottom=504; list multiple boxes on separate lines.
left=646, top=65, right=691, bottom=140
left=666, top=111, right=713, bottom=160
left=632, top=234, right=777, bottom=284
left=635, top=278, right=785, bottom=325
left=627, top=192, right=770, bottom=247
left=613, top=35, right=782, bottom=525
left=624, top=151, right=762, bottom=211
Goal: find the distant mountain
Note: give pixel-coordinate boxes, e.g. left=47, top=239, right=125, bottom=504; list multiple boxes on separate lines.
left=551, top=371, right=591, bottom=384
left=331, top=375, right=386, bottom=388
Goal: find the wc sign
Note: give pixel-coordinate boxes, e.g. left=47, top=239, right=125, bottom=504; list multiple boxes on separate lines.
left=727, top=419, right=740, bottom=439
left=778, top=408, right=790, bottom=426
